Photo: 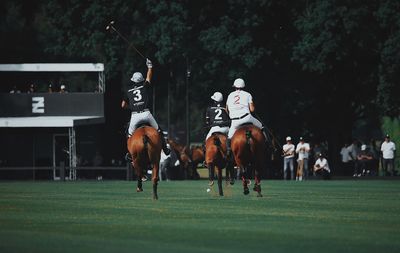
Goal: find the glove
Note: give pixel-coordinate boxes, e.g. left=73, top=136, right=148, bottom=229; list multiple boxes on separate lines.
left=146, top=58, right=153, bottom=69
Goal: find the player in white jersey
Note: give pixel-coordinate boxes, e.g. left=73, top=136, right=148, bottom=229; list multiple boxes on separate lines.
left=225, top=78, right=267, bottom=155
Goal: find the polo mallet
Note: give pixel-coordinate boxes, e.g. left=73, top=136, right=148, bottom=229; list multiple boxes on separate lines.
left=106, top=20, right=147, bottom=60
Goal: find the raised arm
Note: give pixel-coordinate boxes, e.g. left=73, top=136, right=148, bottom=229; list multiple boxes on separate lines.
left=146, top=58, right=153, bottom=83
left=121, top=100, right=128, bottom=109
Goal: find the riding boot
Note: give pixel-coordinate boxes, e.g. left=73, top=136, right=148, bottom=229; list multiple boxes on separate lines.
left=158, top=128, right=171, bottom=155
left=125, top=133, right=132, bottom=162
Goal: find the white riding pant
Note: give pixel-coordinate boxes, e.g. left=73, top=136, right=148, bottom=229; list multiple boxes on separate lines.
left=205, top=126, right=229, bottom=141
left=227, top=114, right=262, bottom=139
left=128, top=111, right=158, bottom=136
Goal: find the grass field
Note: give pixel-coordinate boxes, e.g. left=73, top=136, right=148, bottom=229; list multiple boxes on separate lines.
left=0, top=180, right=399, bottom=253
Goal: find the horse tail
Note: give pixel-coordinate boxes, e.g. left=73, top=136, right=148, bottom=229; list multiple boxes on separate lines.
left=245, top=130, right=252, bottom=145
left=213, top=134, right=221, bottom=147
left=143, top=135, right=149, bottom=151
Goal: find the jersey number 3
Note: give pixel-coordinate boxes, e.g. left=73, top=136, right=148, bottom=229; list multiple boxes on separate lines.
left=214, top=109, right=222, bottom=120
left=132, top=90, right=142, bottom=101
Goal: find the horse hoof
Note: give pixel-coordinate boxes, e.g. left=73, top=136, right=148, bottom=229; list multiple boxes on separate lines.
left=243, top=188, right=250, bottom=195
left=253, top=184, right=261, bottom=192
left=230, top=180, right=235, bottom=185
left=136, top=187, right=143, bottom=192
left=153, top=195, right=158, bottom=200
left=257, top=193, right=263, bottom=197
left=208, top=180, right=214, bottom=186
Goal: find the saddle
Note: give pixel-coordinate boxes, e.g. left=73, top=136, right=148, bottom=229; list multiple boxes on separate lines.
left=211, top=131, right=227, bottom=136
left=136, top=122, right=151, bottom=129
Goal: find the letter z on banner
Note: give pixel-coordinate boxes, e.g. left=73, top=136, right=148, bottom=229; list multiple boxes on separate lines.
left=32, top=97, right=45, bottom=113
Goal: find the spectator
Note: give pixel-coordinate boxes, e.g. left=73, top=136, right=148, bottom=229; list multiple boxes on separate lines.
left=347, top=139, right=360, bottom=176
left=27, top=83, right=36, bottom=93
left=355, top=144, right=374, bottom=177
left=59, top=84, right=68, bottom=93
left=282, top=136, right=295, bottom=180
left=295, top=136, right=310, bottom=181
left=9, top=85, right=21, bottom=93
left=313, top=153, right=331, bottom=180
left=48, top=84, right=54, bottom=93
left=340, top=143, right=352, bottom=175
left=381, top=134, right=396, bottom=176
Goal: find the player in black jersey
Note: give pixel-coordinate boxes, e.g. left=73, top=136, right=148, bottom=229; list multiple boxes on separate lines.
left=205, top=92, right=231, bottom=141
left=121, top=58, right=170, bottom=157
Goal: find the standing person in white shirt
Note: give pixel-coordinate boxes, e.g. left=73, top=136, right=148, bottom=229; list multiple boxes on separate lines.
left=313, top=153, right=331, bottom=179
left=340, top=143, right=352, bottom=175
left=295, top=137, right=310, bottom=180
left=282, top=136, right=295, bottom=180
left=381, top=134, right=396, bottom=176
left=225, top=78, right=267, bottom=156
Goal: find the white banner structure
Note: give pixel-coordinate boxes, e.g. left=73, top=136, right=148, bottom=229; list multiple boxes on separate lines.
left=0, top=63, right=104, bottom=72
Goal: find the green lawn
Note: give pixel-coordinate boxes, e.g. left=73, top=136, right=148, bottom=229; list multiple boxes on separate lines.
left=0, top=180, right=399, bottom=253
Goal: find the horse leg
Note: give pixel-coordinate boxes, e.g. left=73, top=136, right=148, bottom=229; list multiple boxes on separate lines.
left=152, top=163, right=159, bottom=200
left=241, top=166, right=250, bottom=195
left=226, top=161, right=235, bottom=185
left=208, top=163, right=215, bottom=186
left=217, top=167, right=223, bottom=196
left=133, top=161, right=143, bottom=192
left=253, top=169, right=263, bottom=197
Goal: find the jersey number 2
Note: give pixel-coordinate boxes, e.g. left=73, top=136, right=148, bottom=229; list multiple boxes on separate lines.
left=132, top=90, right=142, bottom=101
left=214, top=109, right=222, bottom=120
left=234, top=95, right=240, bottom=104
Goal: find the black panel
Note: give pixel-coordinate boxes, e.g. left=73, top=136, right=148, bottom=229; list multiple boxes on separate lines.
left=0, top=93, right=104, bottom=117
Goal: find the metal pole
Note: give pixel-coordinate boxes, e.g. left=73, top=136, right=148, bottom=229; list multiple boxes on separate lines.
left=185, top=57, right=191, bottom=146
left=32, top=134, right=35, bottom=181
left=68, top=127, right=77, bottom=180
left=167, top=70, right=172, bottom=134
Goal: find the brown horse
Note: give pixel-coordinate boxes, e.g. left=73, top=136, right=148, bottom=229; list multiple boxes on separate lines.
left=167, top=139, right=206, bottom=179
left=168, top=139, right=195, bottom=179
left=127, top=126, right=161, bottom=200
left=189, top=145, right=204, bottom=179
left=205, top=133, right=234, bottom=196
left=231, top=124, right=266, bottom=197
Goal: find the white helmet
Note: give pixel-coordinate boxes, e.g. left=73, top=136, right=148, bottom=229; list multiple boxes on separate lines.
left=211, top=92, right=223, bottom=102
left=130, top=72, right=144, bottom=83
left=233, top=78, right=245, bottom=88
left=286, top=136, right=291, bottom=141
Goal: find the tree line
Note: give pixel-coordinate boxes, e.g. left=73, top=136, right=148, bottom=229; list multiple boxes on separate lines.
left=1, top=0, right=399, bottom=166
